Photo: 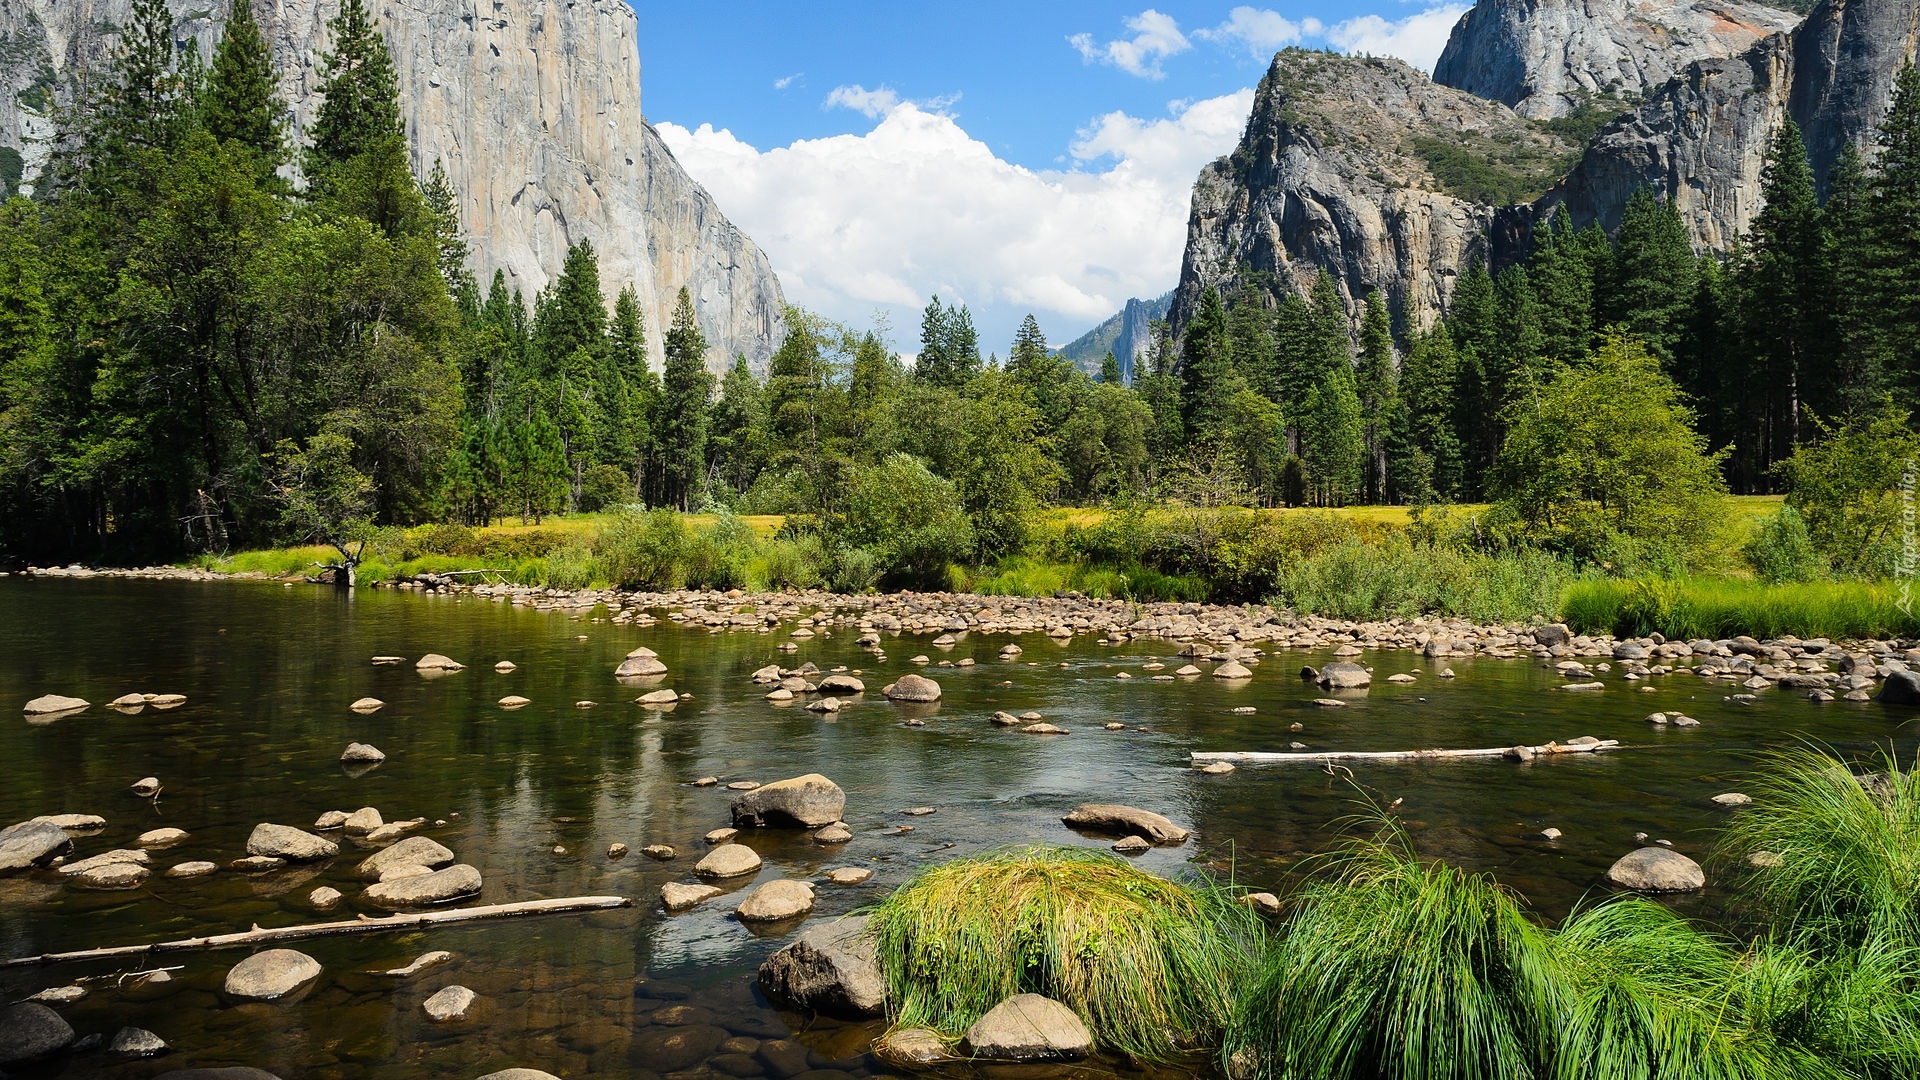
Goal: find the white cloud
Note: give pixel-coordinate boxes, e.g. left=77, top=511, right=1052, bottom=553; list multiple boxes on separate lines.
left=656, top=89, right=1255, bottom=352
left=1194, top=6, right=1321, bottom=57
left=1068, top=9, right=1191, bottom=80
left=773, top=73, right=801, bottom=91
left=1325, top=4, right=1469, bottom=74
left=823, top=84, right=902, bottom=118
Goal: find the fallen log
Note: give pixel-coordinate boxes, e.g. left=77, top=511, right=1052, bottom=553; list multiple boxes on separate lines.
left=0, top=895, right=631, bottom=969
left=1192, top=738, right=1624, bottom=764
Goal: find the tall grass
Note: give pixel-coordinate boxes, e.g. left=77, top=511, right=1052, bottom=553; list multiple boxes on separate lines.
left=1274, top=537, right=1576, bottom=623
left=866, top=845, right=1263, bottom=1062
left=970, top=556, right=1209, bottom=603
left=1562, top=578, right=1920, bottom=641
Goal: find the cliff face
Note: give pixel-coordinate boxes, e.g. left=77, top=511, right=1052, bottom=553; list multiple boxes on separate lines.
left=1434, top=0, right=1803, bottom=119
left=1055, top=292, right=1171, bottom=383
left=1170, top=50, right=1576, bottom=334
left=0, top=0, right=785, bottom=373
left=1175, top=0, right=1917, bottom=343
left=1544, top=0, right=1920, bottom=245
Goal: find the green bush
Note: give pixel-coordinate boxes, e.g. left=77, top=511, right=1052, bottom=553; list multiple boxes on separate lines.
left=592, top=509, right=688, bottom=590
left=1276, top=536, right=1574, bottom=622
left=404, top=522, right=479, bottom=557
left=577, top=463, right=633, bottom=514
left=827, top=454, right=975, bottom=588
left=539, top=539, right=600, bottom=590
left=682, top=510, right=758, bottom=589
left=1746, top=505, right=1826, bottom=584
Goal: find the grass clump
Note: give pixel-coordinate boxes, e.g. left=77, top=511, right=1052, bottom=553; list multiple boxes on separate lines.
left=1561, top=577, right=1920, bottom=641
left=867, top=845, right=1263, bottom=1063
left=1275, top=536, right=1575, bottom=623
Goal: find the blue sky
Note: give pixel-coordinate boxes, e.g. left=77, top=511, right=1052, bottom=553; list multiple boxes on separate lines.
left=631, top=3, right=1470, bottom=354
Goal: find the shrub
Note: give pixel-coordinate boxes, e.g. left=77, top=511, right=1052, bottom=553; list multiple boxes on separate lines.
left=869, top=846, right=1263, bottom=1063
left=539, top=539, right=599, bottom=590
left=1746, top=505, right=1826, bottom=584
left=404, top=522, right=479, bottom=557
left=577, top=463, right=633, bottom=513
left=682, top=510, right=758, bottom=589
left=1276, top=536, right=1573, bottom=622
left=592, top=509, right=688, bottom=590
left=827, top=454, right=974, bottom=587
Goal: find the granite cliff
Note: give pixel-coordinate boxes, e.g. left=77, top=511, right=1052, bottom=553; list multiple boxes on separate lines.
left=0, top=0, right=785, bottom=373
left=1173, top=0, right=1916, bottom=340
left=1433, top=0, right=1802, bottom=119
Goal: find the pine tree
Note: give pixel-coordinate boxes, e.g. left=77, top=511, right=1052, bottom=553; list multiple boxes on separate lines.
left=1226, top=283, right=1274, bottom=393
left=1529, top=207, right=1597, bottom=363
left=1180, top=288, right=1238, bottom=443
left=1603, top=187, right=1698, bottom=364
left=1397, top=324, right=1464, bottom=501
left=1355, top=290, right=1397, bottom=503
left=608, top=286, right=660, bottom=499
left=202, top=0, right=284, bottom=178
left=1822, top=142, right=1884, bottom=412
left=1099, top=351, right=1122, bottom=385
left=533, top=241, right=607, bottom=381
left=1270, top=290, right=1317, bottom=407
left=1867, top=62, right=1920, bottom=400
left=708, top=357, right=768, bottom=495
left=84, top=0, right=188, bottom=192
left=1300, top=364, right=1363, bottom=507
left=1007, top=314, right=1069, bottom=426
left=1742, top=119, right=1828, bottom=459
left=659, top=288, right=713, bottom=510
left=420, top=159, right=471, bottom=293
left=307, top=0, right=402, bottom=178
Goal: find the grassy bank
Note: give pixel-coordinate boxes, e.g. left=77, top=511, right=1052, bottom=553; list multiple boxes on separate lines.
left=861, top=751, right=1920, bottom=1076
left=1563, top=577, right=1920, bottom=641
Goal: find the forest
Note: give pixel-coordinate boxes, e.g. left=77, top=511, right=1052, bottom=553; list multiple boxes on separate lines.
left=4, top=0, right=1920, bottom=623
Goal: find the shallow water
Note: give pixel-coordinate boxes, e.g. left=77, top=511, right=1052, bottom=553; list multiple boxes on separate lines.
left=0, top=578, right=1913, bottom=1078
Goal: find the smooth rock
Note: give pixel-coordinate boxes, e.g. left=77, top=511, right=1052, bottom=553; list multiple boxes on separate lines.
left=229, top=856, right=285, bottom=873
left=642, top=844, right=675, bottom=860
left=662, top=882, right=724, bottom=912
left=736, top=879, right=816, bottom=922
left=107, top=1027, right=166, bottom=1057
left=1877, top=668, right=1920, bottom=705
left=637, top=688, right=681, bottom=706
left=475, top=1071, right=562, bottom=1080
left=1242, top=892, right=1283, bottom=917
left=131, top=777, right=162, bottom=797
left=695, top=844, right=762, bottom=879
left=341, top=743, right=385, bottom=763
left=71, top=862, right=150, bottom=890
left=705, top=827, right=739, bottom=845
left=246, top=824, right=338, bottom=862
left=876, top=1027, right=954, bottom=1066
left=166, top=861, right=217, bottom=878
left=138, top=827, right=189, bottom=847
left=1213, top=661, right=1253, bottom=679
left=0, top=1003, right=73, bottom=1063
left=343, top=807, right=384, bottom=835
left=963, top=993, right=1092, bottom=1061
left=34, top=814, right=105, bottom=832
left=1317, top=662, right=1372, bottom=689
left=22, top=695, right=87, bottom=715
left=223, top=949, right=322, bottom=1001
left=0, top=820, right=73, bottom=872
left=354, top=836, right=455, bottom=880
left=1199, top=761, right=1235, bottom=774
left=1111, top=835, right=1149, bottom=854
left=1062, top=803, right=1190, bottom=845
left=383, top=951, right=454, bottom=977
left=414, top=654, right=464, bottom=671
left=313, top=810, right=349, bottom=830
left=363, top=863, right=482, bottom=908
left=1712, top=792, right=1754, bottom=808
left=757, top=915, right=886, bottom=1017
left=882, top=674, right=942, bottom=702
left=1606, top=847, right=1706, bottom=893
left=813, top=824, right=853, bottom=843
left=309, top=886, right=343, bottom=909
left=732, top=773, right=846, bottom=828
left=60, top=848, right=150, bottom=876
left=616, top=655, right=668, bottom=677
left=826, top=867, right=872, bottom=885
left=423, top=984, right=477, bottom=1022
left=27, top=986, right=84, bottom=1006
left=348, top=698, right=385, bottom=713
left=497, top=695, right=531, bottom=709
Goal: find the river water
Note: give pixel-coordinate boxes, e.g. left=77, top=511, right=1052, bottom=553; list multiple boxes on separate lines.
left=0, top=578, right=1912, bottom=1078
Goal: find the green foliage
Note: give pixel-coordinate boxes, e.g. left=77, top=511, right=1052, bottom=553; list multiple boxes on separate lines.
left=1559, top=577, right=1920, bottom=641
left=1406, top=131, right=1579, bottom=206
left=869, top=846, right=1264, bottom=1063
left=202, top=0, right=284, bottom=178
left=306, top=0, right=402, bottom=179
left=824, top=453, right=974, bottom=587
left=1491, top=333, right=1729, bottom=567
left=0, top=148, right=22, bottom=200
left=1776, top=403, right=1920, bottom=578
left=1276, top=535, right=1575, bottom=623
left=1745, top=505, right=1825, bottom=584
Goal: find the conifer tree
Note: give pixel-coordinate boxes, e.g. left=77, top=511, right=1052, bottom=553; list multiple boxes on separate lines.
left=1099, top=350, right=1122, bottom=385
left=421, top=159, right=471, bottom=294
left=1008, top=314, right=1069, bottom=426
left=1397, top=324, right=1464, bottom=501
left=1300, top=363, right=1363, bottom=507
left=1529, top=207, right=1597, bottom=363
left=1180, top=288, right=1238, bottom=443
left=1269, top=290, right=1318, bottom=408
left=1603, top=188, right=1698, bottom=364
left=203, top=0, right=284, bottom=178
left=659, top=288, right=713, bottom=510
left=1822, top=142, right=1884, bottom=412
left=307, top=0, right=403, bottom=177
left=1743, top=119, right=1828, bottom=456
left=1355, top=290, right=1397, bottom=503
left=1868, top=62, right=1920, bottom=398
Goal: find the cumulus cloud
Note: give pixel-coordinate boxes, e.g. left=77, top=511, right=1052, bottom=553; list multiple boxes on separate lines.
left=1325, top=4, right=1470, bottom=73
left=1193, top=6, right=1321, bottom=58
left=656, top=89, right=1255, bottom=351
left=1068, top=9, right=1191, bottom=80
left=823, top=84, right=901, bottom=118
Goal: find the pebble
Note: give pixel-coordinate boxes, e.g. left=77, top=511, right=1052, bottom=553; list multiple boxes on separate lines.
left=106, top=1027, right=166, bottom=1057
left=643, top=844, right=676, bottom=860
left=608, top=843, right=629, bottom=858
left=165, top=861, right=217, bottom=878
left=309, top=886, right=343, bottom=909
left=136, top=827, right=188, bottom=848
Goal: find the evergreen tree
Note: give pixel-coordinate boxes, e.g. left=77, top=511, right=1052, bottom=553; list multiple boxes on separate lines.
left=307, top=0, right=403, bottom=178
left=1007, top=314, right=1069, bottom=426
left=708, top=357, right=769, bottom=496
left=84, top=0, right=190, bottom=195
left=608, top=286, right=660, bottom=499
left=1270, top=289, right=1318, bottom=408
left=1355, top=290, right=1397, bottom=503
left=1099, top=350, right=1122, bottom=385
left=1867, top=62, right=1920, bottom=399
left=1529, top=207, right=1597, bottom=363
left=202, top=0, right=284, bottom=179
left=1603, top=188, right=1698, bottom=364
left=659, top=288, right=713, bottom=510
left=1396, top=324, right=1465, bottom=501
left=1180, top=288, right=1238, bottom=443
left=1742, top=119, right=1829, bottom=460
left=914, top=295, right=980, bottom=388
left=534, top=241, right=607, bottom=381
left=1300, top=363, right=1364, bottom=507
left=421, top=159, right=471, bottom=295
left=1822, top=142, right=1884, bottom=413
left=1226, top=282, right=1275, bottom=393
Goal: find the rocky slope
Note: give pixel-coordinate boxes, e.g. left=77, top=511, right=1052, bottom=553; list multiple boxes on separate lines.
left=1054, top=292, right=1170, bottom=382
left=1434, top=0, right=1804, bottom=119
left=1171, top=50, right=1578, bottom=335
left=1174, top=0, right=1917, bottom=341
left=0, top=0, right=784, bottom=373
left=1543, top=0, right=1920, bottom=246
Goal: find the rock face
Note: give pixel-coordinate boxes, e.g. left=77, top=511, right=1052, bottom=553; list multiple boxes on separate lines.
left=963, top=994, right=1093, bottom=1062
left=0, top=0, right=785, bottom=373
left=1434, top=0, right=1803, bottom=119
left=757, top=915, right=886, bottom=1017
left=1054, top=292, right=1173, bottom=382
left=731, top=774, right=846, bottom=828
left=1171, top=50, right=1576, bottom=333
left=1173, top=1, right=1918, bottom=342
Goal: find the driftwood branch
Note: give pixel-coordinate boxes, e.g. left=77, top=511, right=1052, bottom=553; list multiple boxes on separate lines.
left=1, top=895, right=631, bottom=969
left=1192, top=739, right=1624, bottom=764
